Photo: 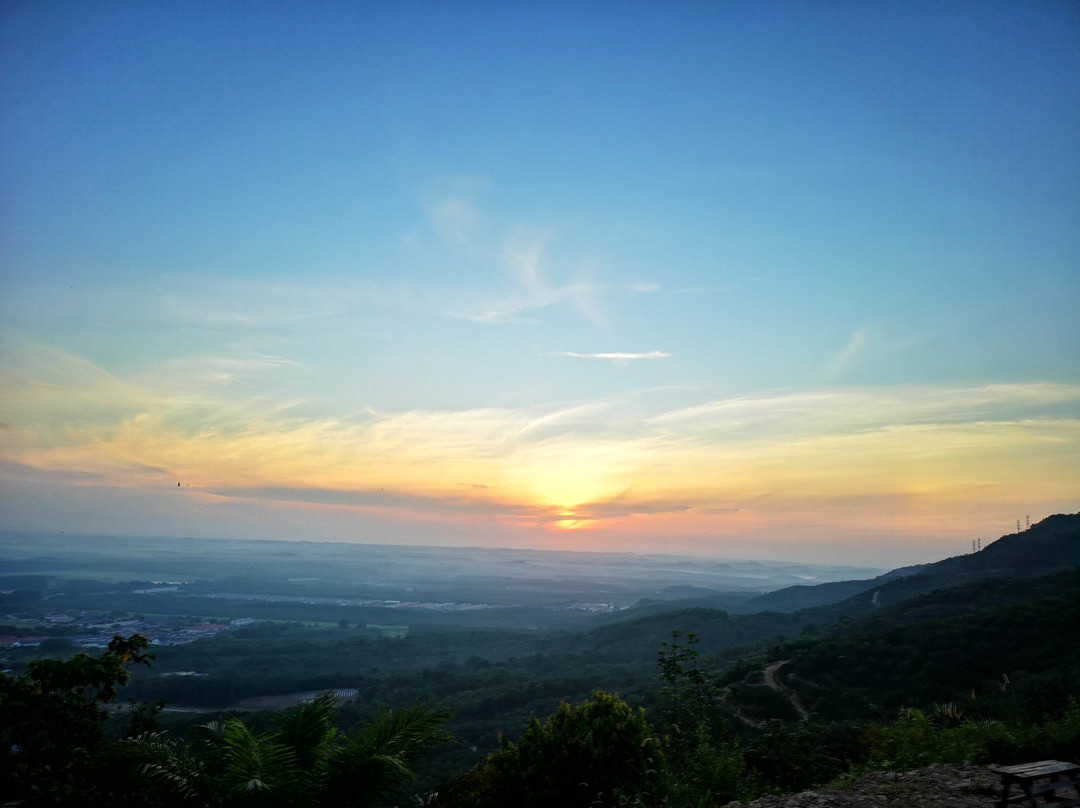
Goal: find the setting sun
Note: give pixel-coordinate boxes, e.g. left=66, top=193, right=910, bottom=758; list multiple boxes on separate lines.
left=0, top=2, right=1076, bottom=567
left=2, top=5, right=1077, bottom=802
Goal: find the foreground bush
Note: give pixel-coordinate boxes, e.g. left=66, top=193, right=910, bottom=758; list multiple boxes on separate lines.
left=0, top=636, right=453, bottom=807
left=442, top=691, right=666, bottom=808
left=0, top=634, right=155, bottom=805
left=867, top=700, right=1080, bottom=769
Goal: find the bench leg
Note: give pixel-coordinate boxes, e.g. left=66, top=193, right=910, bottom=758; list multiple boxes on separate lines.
left=1001, top=779, right=1043, bottom=808
left=1020, top=783, right=1036, bottom=807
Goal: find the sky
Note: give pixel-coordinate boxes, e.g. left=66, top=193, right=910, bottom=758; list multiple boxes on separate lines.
left=1, top=1, right=1078, bottom=568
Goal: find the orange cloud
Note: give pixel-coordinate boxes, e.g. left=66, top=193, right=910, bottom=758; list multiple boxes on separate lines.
left=2, top=344, right=1077, bottom=555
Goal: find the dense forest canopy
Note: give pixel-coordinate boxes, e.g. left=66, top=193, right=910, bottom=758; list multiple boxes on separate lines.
left=2, top=514, right=1078, bottom=805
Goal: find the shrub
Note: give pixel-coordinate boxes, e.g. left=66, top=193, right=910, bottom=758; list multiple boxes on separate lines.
left=467, top=691, right=666, bottom=808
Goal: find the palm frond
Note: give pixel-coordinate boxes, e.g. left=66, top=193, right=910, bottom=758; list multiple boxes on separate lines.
left=273, top=690, right=338, bottom=769
left=189, top=719, right=227, bottom=748
left=325, top=702, right=453, bottom=807
left=355, top=702, right=453, bottom=758
left=220, top=716, right=299, bottom=797
left=124, top=730, right=209, bottom=804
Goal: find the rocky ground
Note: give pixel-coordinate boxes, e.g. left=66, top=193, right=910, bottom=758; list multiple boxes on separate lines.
left=721, top=764, right=1008, bottom=807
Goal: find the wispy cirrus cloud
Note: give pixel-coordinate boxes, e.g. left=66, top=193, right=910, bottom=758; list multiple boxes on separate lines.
left=429, top=209, right=659, bottom=325
left=428, top=195, right=481, bottom=247
left=451, top=286, right=587, bottom=324
left=3, top=339, right=1077, bottom=546
left=553, top=350, right=672, bottom=364
left=419, top=174, right=489, bottom=249
left=448, top=231, right=593, bottom=324
left=828, top=326, right=870, bottom=376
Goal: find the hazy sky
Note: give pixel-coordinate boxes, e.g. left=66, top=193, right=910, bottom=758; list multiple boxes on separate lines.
left=2, top=2, right=1078, bottom=567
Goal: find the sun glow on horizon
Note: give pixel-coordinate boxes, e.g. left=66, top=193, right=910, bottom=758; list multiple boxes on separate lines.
left=2, top=350, right=1076, bottom=557
left=1, top=4, right=1077, bottom=568
left=551, top=518, right=587, bottom=531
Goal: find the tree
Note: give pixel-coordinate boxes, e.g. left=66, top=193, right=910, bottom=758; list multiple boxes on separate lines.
left=0, top=634, right=155, bottom=805
left=658, top=631, right=724, bottom=739
left=2, top=636, right=453, bottom=807
left=130, top=694, right=452, bottom=807
left=452, top=691, right=666, bottom=808
left=658, top=631, right=747, bottom=806
left=324, top=701, right=453, bottom=807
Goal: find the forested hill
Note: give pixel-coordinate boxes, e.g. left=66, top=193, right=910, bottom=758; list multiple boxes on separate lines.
left=732, top=511, right=1080, bottom=614
left=6, top=515, right=1078, bottom=806
left=577, top=513, right=1080, bottom=667
left=928, top=512, right=1080, bottom=577
left=716, top=564, right=1080, bottom=725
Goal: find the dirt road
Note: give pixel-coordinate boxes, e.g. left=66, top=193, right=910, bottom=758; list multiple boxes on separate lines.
left=762, top=660, right=810, bottom=721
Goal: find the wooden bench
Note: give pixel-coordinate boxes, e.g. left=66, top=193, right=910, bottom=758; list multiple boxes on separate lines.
left=993, top=760, right=1080, bottom=808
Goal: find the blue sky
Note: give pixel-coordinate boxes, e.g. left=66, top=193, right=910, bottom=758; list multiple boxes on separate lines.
left=1, top=1, right=1078, bottom=566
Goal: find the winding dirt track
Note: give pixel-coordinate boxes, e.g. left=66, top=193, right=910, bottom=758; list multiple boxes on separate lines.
left=762, top=660, right=811, bottom=721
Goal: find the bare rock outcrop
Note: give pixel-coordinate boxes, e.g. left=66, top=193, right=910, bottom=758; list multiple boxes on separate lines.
left=722, top=764, right=1002, bottom=807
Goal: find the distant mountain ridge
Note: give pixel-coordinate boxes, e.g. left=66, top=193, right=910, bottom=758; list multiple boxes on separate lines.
left=731, top=512, right=1080, bottom=614
left=579, top=512, right=1080, bottom=667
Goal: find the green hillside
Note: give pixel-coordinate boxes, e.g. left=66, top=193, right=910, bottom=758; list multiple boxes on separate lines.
left=5, top=514, right=1080, bottom=806
left=738, top=512, right=1080, bottom=615
left=717, top=566, right=1080, bottom=725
